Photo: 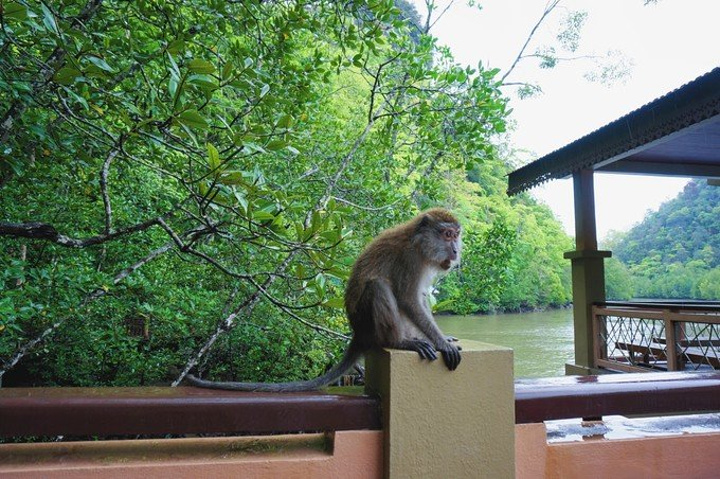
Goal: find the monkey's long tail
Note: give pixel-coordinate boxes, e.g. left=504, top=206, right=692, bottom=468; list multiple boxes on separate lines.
left=184, top=342, right=363, bottom=392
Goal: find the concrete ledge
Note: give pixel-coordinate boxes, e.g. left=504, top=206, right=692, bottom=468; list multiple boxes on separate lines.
left=365, top=340, right=515, bottom=478
left=548, top=431, right=720, bottom=478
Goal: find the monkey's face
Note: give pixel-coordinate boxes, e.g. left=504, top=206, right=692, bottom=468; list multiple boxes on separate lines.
left=438, top=225, right=461, bottom=270
left=414, top=211, right=462, bottom=270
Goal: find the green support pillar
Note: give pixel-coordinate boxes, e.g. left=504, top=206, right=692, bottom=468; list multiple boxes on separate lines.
left=564, top=169, right=611, bottom=375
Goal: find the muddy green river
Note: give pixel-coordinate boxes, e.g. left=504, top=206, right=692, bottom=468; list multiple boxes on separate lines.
left=436, top=309, right=574, bottom=378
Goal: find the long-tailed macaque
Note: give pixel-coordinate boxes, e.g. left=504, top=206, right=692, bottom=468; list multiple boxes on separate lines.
left=186, top=208, right=462, bottom=391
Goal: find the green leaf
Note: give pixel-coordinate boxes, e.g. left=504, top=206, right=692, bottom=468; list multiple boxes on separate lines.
left=166, top=53, right=181, bottom=80
left=319, top=229, right=340, bottom=243
left=87, top=56, right=114, bottom=73
left=166, top=39, right=185, bottom=54
left=187, top=74, right=218, bottom=92
left=277, top=114, right=293, bottom=129
left=253, top=210, right=275, bottom=221
left=322, top=297, right=345, bottom=309
left=198, top=181, right=208, bottom=196
left=4, top=2, right=28, bottom=20
left=177, top=110, right=209, bottom=129
left=62, top=87, right=89, bottom=110
left=233, top=191, right=248, bottom=213
left=53, top=67, right=81, bottom=85
left=242, top=142, right=266, bottom=154
left=218, top=171, right=245, bottom=185
left=207, top=143, right=220, bottom=170
left=168, top=76, right=179, bottom=99
left=188, top=59, right=216, bottom=74
left=327, top=267, right=350, bottom=281
left=315, top=273, right=326, bottom=290
left=41, top=3, right=58, bottom=34
left=221, top=61, right=233, bottom=80
left=265, top=139, right=287, bottom=151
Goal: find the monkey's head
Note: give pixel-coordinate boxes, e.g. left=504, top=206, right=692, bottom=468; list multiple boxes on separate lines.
left=414, top=208, right=462, bottom=270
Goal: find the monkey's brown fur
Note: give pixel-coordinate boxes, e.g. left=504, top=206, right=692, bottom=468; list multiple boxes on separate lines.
left=186, top=208, right=462, bottom=391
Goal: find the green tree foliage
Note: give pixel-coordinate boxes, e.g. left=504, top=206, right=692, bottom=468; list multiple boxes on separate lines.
left=436, top=163, right=572, bottom=314
left=0, top=0, right=571, bottom=386
left=604, top=257, right=634, bottom=300
left=609, top=180, right=720, bottom=300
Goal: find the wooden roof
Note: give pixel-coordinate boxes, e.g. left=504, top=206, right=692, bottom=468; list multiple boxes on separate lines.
left=508, top=68, right=720, bottom=196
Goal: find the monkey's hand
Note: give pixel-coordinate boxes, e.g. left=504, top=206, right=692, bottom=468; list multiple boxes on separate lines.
left=404, top=339, right=438, bottom=361
left=438, top=343, right=461, bottom=371
left=445, top=336, right=462, bottom=351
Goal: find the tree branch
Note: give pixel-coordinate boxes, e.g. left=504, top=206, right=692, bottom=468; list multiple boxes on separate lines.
left=424, top=0, right=456, bottom=34
left=100, top=147, right=120, bottom=236
left=0, top=216, right=164, bottom=248
left=500, top=0, right=560, bottom=84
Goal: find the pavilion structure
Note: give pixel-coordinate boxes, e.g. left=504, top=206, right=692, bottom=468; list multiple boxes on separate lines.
left=508, top=68, right=720, bottom=374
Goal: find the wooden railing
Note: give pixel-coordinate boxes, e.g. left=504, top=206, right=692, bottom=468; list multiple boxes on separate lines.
left=2, top=372, right=720, bottom=438
left=593, top=301, right=720, bottom=372
left=0, top=387, right=381, bottom=438
left=514, top=371, right=720, bottom=423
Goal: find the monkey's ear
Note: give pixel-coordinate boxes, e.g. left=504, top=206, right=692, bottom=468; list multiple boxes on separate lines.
left=418, top=214, right=431, bottom=228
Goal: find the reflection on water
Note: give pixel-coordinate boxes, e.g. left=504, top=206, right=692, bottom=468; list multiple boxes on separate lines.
left=546, top=413, right=720, bottom=443
left=436, top=310, right=574, bottom=378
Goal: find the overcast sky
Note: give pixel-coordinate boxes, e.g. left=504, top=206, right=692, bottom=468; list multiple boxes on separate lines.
left=419, top=0, right=720, bottom=241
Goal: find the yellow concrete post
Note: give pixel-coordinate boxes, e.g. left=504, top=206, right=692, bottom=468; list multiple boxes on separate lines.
left=365, top=340, right=515, bottom=479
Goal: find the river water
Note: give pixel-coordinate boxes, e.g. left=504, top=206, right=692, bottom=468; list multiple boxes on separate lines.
left=436, top=309, right=575, bottom=378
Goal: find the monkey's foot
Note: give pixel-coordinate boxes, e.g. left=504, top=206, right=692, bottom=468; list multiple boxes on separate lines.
left=438, top=344, right=461, bottom=371
left=402, top=339, right=438, bottom=361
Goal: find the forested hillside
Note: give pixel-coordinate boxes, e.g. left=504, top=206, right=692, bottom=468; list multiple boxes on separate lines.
left=607, top=180, right=720, bottom=300
left=0, top=0, right=571, bottom=386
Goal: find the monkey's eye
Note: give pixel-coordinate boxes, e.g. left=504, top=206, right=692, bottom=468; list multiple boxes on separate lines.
left=443, top=230, right=454, bottom=240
